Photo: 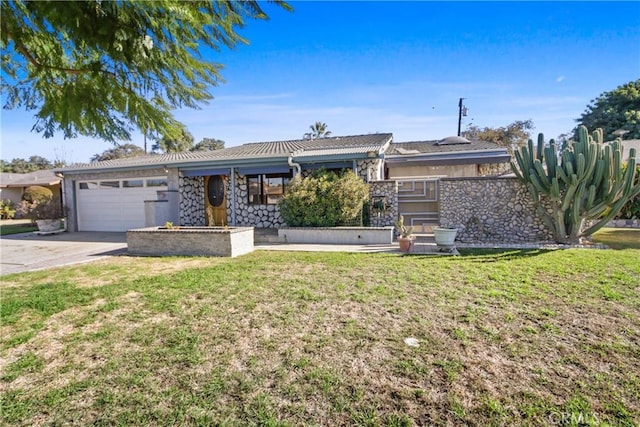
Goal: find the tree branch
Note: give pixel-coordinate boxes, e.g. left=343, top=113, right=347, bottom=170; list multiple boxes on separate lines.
left=8, top=31, right=116, bottom=78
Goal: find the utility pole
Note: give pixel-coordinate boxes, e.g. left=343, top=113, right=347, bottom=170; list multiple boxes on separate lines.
left=457, top=98, right=467, bottom=137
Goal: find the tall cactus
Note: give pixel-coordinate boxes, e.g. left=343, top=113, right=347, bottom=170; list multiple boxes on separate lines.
left=511, top=126, right=640, bottom=244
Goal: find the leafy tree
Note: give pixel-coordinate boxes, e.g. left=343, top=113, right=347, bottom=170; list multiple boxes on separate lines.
left=91, top=143, right=146, bottom=162
left=152, top=127, right=194, bottom=153
left=1, top=1, right=291, bottom=143
left=0, top=156, right=53, bottom=172
left=192, top=138, right=225, bottom=151
left=465, top=120, right=534, bottom=154
left=279, top=169, right=369, bottom=227
left=511, top=126, right=640, bottom=244
left=305, top=121, right=332, bottom=139
left=575, top=79, right=640, bottom=141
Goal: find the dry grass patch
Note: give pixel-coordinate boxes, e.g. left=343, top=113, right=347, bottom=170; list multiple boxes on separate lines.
left=1, top=249, right=639, bottom=425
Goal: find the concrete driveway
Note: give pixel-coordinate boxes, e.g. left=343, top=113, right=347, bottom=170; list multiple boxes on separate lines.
left=0, top=232, right=127, bottom=275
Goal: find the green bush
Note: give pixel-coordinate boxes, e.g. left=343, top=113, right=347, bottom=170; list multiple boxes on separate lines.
left=22, top=186, right=53, bottom=205
left=279, top=169, right=369, bottom=227
left=0, top=199, right=16, bottom=219
left=18, top=186, right=63, bottom=221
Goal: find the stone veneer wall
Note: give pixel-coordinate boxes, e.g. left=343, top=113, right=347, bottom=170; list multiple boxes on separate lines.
left=180, top=176, right=205, bottom=226
left=369, top=180, right=398, bottom=227
left=233, top=171, right=284, bottom=228
left=439, top=176, right=554, bottom=243
left=358, top=159, right=384, bottom=181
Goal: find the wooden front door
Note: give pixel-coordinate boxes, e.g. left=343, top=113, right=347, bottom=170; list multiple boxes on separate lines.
left=205, top=175, right=227, bottom=226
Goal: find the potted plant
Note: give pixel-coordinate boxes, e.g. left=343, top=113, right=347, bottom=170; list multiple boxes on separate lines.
left=17, top=186, right=66, bottom=233
left=395, top=216, right=415, bottom=252
left=433, top=225, right=458, bottom=250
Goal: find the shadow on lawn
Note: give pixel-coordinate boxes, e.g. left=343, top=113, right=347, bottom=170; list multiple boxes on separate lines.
left=454, top=248, right=554, bottom=262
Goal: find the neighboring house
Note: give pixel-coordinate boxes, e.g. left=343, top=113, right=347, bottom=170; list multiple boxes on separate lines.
left=618, top=139, right=640, bottom=163
left=384, top=136, right=511, bottom=179
left=0, top=170, right=63, bottom=207
left=58, top=134, right=392, bottom=232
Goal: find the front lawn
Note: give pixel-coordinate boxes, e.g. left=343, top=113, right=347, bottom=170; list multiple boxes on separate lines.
left=1, top=249, right=639, bottom=425
left=0, top=220, right=37, bottom=236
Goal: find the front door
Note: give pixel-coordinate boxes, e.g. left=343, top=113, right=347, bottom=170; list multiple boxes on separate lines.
left=205, top=175, right=227, bottom=226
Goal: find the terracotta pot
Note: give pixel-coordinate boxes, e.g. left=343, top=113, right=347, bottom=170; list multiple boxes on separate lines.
left=398, top=236, right=415, bottom=253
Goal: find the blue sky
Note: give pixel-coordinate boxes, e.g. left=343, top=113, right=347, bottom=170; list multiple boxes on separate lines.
left=1, top=1, right=639, bottom=163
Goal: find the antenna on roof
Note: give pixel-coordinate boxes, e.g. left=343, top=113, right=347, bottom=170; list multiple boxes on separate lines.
left=457, top=98, right=468, bottom=136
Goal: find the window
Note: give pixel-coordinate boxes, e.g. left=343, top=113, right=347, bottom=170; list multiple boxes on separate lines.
left=146, top=178, right=168, bottom=187
left=123, top=180, right=143, bottom=188
left=79, top=182, right=98, bottom=190
left=247, top=173, right=291, bottom=205
left=100, top=181, right=120, bottom=189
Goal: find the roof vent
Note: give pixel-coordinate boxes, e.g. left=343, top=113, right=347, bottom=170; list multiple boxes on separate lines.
left=436, top=136, right=471, bottom=145
left=395, top=147, right=420, bottom=155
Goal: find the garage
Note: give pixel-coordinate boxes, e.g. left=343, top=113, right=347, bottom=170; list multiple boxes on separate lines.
left=76, top=177, right=168, bottom=232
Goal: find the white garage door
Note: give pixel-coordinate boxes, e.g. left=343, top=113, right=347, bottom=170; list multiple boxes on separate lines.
left=76, top=177, right=168, bottom=232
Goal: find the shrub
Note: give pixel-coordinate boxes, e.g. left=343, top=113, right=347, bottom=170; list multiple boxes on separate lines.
left=0, top=199, right=16, bottom=219
left=279, top=169, right=369, bottom=227
left=22, top=186, right=53, bottom=205
left=18, top=186, right=64, bottom=221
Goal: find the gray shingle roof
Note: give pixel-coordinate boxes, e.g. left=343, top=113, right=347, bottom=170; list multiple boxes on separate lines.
left=0, top=170, right=61, bottom=187
left=60, top=133, right=393, bottom=172
left=387, top=138, right=507, bottom=156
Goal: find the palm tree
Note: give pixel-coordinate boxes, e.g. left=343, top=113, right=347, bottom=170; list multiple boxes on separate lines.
left=306, top=121, right=332, bottom=139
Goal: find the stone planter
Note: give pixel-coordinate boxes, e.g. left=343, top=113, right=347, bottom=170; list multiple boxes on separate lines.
left=434, top=227, right=458, bottom=248
left=397, top=236, right=415, bottom=253
left=36, top=219, right=63, bottom=233
left=127, top=226, right=254, bottom=258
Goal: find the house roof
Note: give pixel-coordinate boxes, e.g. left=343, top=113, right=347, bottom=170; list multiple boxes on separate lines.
left=0, top=170, right=61, bottom=188
left=59, top=133, right=393, bottom=173
left=387, top=137, right=507, bottom=155
left=385, top=137, right=511, bottom=166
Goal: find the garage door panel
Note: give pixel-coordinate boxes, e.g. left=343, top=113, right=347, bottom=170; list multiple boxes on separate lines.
left=77, top=180, right=166, bottom=232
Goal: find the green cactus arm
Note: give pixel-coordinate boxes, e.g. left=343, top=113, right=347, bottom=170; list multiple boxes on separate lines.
left=544, top=145, right=557, bottom=177
left=557, top=165, right=570, bottom=185
left=561, top=179, right=580, bottom=212
left=510, top=162, right=524, bottom=181
left=533, top=160, right=550, bottom=190
left=564, top=160, right=575, bottom=178
left=530, top=172, right=549, bottom=195
left=536, top=134, right=545, bottom=159
left=576, top=153, right=586, bottom=179
left=585, top=185, right=596, bottom=210
left=527, top=182, right=540, bottom=202
left=591, top=159, right=605, bottom=188
left=550, top=177, right=560, bottom=200
left=528, top=139, right=536, bottom=161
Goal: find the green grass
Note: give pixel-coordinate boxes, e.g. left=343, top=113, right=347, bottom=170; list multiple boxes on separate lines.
left=1, top=249, right=639, bottom=425
left=592, top=227, right=640, bottom=249
left=0, top=221, right=37, bottom=236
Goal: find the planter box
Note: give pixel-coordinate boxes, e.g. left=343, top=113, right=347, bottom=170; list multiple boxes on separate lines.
left=278, top=226, right=394, bottom=245
left=127, top=226, right=254, bottom=258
